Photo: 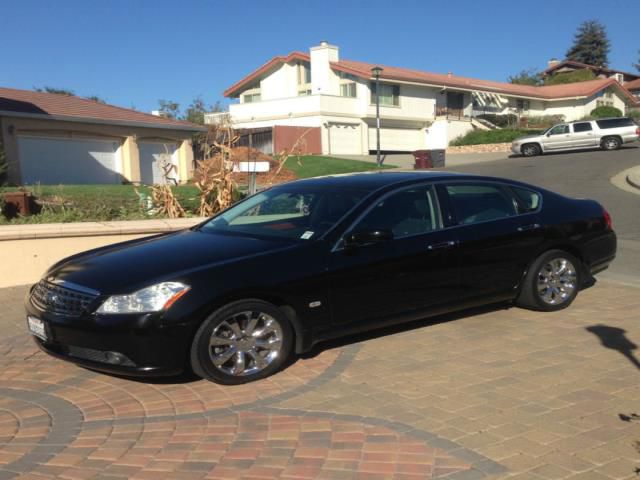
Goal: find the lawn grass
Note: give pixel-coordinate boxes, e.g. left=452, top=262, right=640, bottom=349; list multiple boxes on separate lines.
left=282, top=155, right=394, bottom=179
left=450, top=129, right=544, bottom=146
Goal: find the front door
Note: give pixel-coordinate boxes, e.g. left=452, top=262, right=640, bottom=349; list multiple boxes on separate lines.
left=447, top=92, right=465, bottom=119
left=328, top=184, right=460, bottom=327
left=541, top=124, right=572, bottom=150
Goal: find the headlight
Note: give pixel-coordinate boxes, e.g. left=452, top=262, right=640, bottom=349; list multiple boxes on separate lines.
left=96, top=282, right=190, bottom=314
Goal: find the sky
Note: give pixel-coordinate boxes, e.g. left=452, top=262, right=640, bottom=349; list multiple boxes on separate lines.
left=2, top=0, right=638, bottom=115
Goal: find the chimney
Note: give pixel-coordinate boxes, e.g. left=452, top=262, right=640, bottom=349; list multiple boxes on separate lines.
left=310, top=41, right=340, bottom=95
left=447, top=72, right=452, bottom=78
left=548, top=58, right=560, bottom=69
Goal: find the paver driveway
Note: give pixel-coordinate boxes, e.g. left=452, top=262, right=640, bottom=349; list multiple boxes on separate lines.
left=1, top=280, right=639, bottom=480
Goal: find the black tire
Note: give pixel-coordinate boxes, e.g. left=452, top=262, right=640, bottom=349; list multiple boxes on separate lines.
left=516, top=250, right=582, bottom=312
left=521, top=143, right=541, bottom=157
left=190, top=299, right=293, bottom=384
left=601, top=136, right=621, bottom=151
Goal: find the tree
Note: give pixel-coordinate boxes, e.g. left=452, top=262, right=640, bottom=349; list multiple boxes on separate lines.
left=157, top=99, right=181, bottom=119
left=634, top=50, right=640, bottom=72
left=183, top=96, right=207, bottom=125
left=86, top=95, right=106, bottom=104
left=508, top=69, right=541, bottom=86
left=34, top=86, right=75, bottom=96
left=565, top=20, right=610, bottom=67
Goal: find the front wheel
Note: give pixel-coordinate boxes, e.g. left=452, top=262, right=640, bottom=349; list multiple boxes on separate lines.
left=521, top=143, right=541, bottom=157
left=601, top=136, right=621, bottom=151
left=190, top=300, right=293, bottom=384
left=516, top=250, right=581, bottom=311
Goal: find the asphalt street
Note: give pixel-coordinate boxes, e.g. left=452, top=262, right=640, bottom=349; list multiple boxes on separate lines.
left=445, top=145, right=640, bottom=284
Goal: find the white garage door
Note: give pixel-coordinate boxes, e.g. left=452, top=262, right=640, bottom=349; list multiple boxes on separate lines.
left=328, top=124, right=361, bottom=155
left=18, top=136, right=121, bottom=184
left=368, top=128, right=423, bottom=152
left=139, top=141, right=179, bottom=185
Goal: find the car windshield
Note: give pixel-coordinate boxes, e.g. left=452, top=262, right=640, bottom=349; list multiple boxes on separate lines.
left=198, top=186, right=368, bottom=240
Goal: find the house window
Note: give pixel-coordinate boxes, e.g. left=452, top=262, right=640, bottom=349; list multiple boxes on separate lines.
left=338, top=71, right=357, bottom=98
left=297, top=62, right=311, bottom=85
left=370, top=83, right=400, bottom=106
left=242, top=92, right=261, bottom=103
left=516, top=99, right=530, bottom=112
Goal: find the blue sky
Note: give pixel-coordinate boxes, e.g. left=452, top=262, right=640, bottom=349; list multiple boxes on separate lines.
left=3, top=0, right=638, bottom=114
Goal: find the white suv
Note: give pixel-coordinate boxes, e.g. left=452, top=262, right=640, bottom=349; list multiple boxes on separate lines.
left=512, top=117, right=640, bottom=157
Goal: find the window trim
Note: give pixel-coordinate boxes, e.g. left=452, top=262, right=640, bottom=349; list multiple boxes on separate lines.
left=332, top=182, right=444, bottom=252
left=369, top=82, right=401, bottom=107
left=438, top=180, right=542, bottom=228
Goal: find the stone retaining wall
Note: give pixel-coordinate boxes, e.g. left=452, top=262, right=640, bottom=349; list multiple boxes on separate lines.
left=447, top=143, right=511, bottom=154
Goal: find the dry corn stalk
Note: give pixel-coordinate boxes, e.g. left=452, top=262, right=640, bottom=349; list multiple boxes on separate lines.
left=147, top=153, right=185, bottom=218
left=265, top=128, right=312, bottom=186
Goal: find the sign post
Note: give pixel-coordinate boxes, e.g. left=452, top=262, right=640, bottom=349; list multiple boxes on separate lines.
left=234, top=161, right=270, bottom=195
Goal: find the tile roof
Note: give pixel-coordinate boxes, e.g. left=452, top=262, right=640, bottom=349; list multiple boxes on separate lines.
left=223, top=51, right=637, bottom=104
left=542, top=60, right=640, bottom=79
left=331, top=59, right=637, bottom=102
left=624, top=78, right=640, bottom=91
left=0, top=87, right=205, bottom=131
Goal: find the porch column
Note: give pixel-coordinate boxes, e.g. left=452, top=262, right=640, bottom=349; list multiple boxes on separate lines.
left=121, top=136, right=140, bottom=183
left=177, top=140, right=193, bottom=183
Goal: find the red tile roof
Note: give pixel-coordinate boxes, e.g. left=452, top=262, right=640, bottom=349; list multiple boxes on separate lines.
left=0, top=87, right=205, bottom=131
left=223, top=51, right=637, bottom=104
left=624, top=78, right=640, bottom=91
left=332, top=59, right=638, bottom=102
left=542, top=60, right=640, bottom=79
left=224, top=52, right=310, bottom=98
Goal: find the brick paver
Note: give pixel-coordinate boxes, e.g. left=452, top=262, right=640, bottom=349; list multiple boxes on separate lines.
left=1, top=280, right=639, bottom=479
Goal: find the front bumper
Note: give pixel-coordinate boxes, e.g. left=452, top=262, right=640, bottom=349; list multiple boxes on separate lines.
left=511, top=144, right=521, bottom=154
left=24, top=290, right=191, bottom=377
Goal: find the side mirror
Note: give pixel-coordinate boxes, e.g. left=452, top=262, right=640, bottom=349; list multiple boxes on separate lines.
left=344, top=229, right=394, bottom=248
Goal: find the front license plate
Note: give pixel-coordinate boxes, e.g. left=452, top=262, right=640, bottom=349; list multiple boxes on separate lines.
left=27, top=316, right=47, bottom=341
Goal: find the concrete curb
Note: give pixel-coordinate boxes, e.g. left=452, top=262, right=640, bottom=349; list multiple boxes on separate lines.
left=627, top=166, right=640, bottom=190
left=0, top=217, right=207, bottom=241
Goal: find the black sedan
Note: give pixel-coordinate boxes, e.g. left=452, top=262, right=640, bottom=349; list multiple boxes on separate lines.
left=25, top=172, right=616, bottom=384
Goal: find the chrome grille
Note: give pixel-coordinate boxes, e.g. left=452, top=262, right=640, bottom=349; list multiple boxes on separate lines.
left=30, top=281, right=99, bottom=316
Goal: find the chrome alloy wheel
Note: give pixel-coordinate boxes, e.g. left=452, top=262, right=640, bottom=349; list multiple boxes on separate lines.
left=602, top=137, right=620, bottom=150
left=208, top=311, right=283, bottom=376
left=522, top=144, right=538, bottom=157
left=536, top=257, right=577, bottom=305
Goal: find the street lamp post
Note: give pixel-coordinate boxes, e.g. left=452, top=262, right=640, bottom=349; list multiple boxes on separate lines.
left=371, top=66, right=383, bottom=167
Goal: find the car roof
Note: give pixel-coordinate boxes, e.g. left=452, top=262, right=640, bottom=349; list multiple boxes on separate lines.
left=280, top=170, right=467, bottom=192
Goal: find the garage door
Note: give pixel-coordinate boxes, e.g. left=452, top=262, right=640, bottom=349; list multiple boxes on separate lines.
left=368, top=128, right=423, bottom=152
left=18, top=137, right=121, bottom=184
left=138, top=141, right=179, bottom=185
left=328, top=124, right=361, bottom=155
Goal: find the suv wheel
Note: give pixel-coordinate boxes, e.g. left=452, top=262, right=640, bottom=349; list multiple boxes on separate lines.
left=521, top=143, right=541, bottom=157
left=601, top=136, right=621, bottom=151
left=190, top=299, right=293, bottom=384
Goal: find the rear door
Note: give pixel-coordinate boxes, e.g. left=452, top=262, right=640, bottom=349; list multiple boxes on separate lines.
left=569, top=122, right=598, bottom=148
left=328, top=184, right=461, bottom=327
left=439, top=181, right=546, bottom=304
left=541, top=124, right=572, bottom=150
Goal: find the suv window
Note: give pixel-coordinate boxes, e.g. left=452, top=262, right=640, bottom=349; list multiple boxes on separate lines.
left=573, top=122, right=593, bottom=133
left=355, top=186, right=441, bottom=238
left=548, top=124, right=569, bottom=135
left=510, top=186, right=541, bottom=213
left=446, top=184, right=517, bottom=225
left=595, top=118, right=634, bottom=129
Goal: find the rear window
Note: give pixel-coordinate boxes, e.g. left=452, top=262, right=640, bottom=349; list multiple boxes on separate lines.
left=595, top=118, right=634, bottom=129
left=445, top=184, right=517, bottom=225
left=510, top=186, right=541, bottom=213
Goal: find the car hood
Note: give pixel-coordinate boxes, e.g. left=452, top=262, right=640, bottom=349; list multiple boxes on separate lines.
left=513, top=134, right=542, bottom=143
left=47, top=229, right=297, bottom=294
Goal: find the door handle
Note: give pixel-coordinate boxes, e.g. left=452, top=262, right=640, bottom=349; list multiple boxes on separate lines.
left=517, top=223, right=541, bottom=232
left=427, top=240, right=457, bottom=251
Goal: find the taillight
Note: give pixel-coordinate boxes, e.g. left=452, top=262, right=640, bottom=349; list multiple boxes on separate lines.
left=603, top=208, right=613, bottom=230
left=636, top=127, right=640, bottom=137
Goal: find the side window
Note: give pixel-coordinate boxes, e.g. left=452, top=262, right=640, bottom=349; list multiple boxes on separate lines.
left=510, top=186, right=541, bottom=213
left=549, top=124, right=569, bottom=135
left=573, top=122, right=593, bottom=133
left=354, top=186, right=441, bottom=238
left=446, top=184, right=517, bottom=225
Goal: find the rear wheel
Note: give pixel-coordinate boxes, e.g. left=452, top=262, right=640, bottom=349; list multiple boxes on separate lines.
left=521, top=143, right=541, bottom=157
left=190, top=300, right=293, bottom=384
left=601, top=136, right=621, bottom=151
left=516, top=250, right=581, bottom=311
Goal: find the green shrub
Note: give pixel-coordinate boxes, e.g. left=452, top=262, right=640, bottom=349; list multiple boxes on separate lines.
left=450, top=129, right=543, bottom=146
left=590, top=105, right=623, bottom=118
left=476, top=114, right=518, bottom=128
left=544, top=69, right=597, bottom=85
left=523, top=115, right=565, bottom=127
left=627, top=109, right=640, bottom=120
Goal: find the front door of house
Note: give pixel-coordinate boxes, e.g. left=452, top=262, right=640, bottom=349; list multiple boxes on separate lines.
left=447, top=92, right=465, bottom=119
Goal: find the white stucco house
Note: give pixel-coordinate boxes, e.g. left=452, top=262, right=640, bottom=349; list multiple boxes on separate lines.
left=212, top=42, right=638, bottom=155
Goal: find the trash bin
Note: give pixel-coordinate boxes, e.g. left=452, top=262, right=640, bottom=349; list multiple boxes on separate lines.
left=431, top=149, right=446, bottom=168
left=412, top=150, right=432, bottom=169
left=2, top=191, right=32, bottom=217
